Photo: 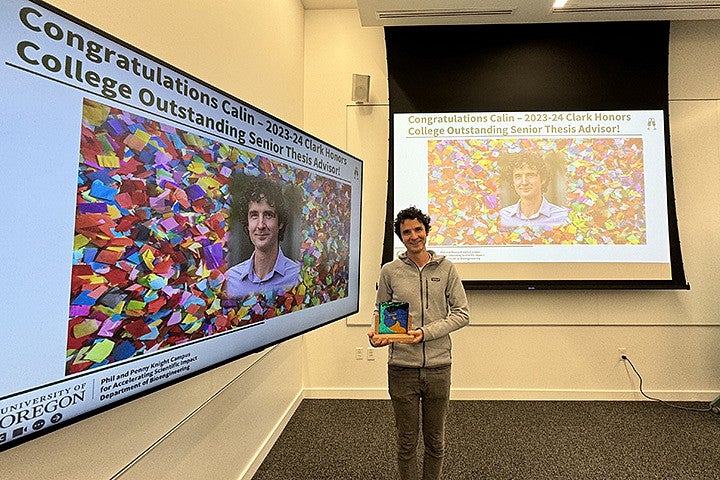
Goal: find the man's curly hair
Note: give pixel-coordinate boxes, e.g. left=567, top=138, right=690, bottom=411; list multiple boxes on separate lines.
left=393, top=206, right=431, bottom=240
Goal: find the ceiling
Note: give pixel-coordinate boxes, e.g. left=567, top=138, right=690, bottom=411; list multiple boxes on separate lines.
left=303, top=0, right=720, bottom=26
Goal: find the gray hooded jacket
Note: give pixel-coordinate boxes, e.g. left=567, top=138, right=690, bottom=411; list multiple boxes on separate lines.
left=375, top=250, right=470, bottom=368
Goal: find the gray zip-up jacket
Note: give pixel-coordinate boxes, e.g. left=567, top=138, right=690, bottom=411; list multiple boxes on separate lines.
left=375, top=250, right=469, bottom=368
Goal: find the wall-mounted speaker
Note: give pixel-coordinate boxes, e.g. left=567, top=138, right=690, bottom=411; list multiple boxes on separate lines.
left=351, top=73, right=370, bottom=103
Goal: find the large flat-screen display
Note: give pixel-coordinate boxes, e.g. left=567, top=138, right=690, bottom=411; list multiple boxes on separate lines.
left=0, top=0, right=362, bottom=449
left=385, top=22, right=688, bottom=290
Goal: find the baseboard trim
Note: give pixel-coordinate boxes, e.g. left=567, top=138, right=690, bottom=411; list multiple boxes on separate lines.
left=450, top=388, right=718, bottom=401
left=303, top=387, right=389, bottom=400
left=302, top=387, right=718, bottom=402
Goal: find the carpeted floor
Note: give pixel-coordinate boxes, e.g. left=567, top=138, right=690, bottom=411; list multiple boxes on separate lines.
left=252, top=399, right=720, bottom=479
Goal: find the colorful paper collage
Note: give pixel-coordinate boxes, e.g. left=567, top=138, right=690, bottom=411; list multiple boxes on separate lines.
left=67, top=98, right=351, bottom=374
left=427, top=138, right=646, bottom=246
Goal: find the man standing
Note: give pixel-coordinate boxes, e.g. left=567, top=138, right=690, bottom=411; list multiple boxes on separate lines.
left=224, top=176, right=300, bottom=299
left=368, top=206, right=469, bottom=480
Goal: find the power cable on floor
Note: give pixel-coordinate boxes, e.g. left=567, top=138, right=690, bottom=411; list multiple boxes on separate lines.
left=622, top=354, right=713, bottom=413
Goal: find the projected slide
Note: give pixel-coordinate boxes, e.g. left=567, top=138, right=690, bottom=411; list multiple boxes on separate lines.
left=0, top=0, right=361, bottom=448
left=393, top=111, right=671, bottom=281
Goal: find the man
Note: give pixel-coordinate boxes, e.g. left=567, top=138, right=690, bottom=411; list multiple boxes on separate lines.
left=368, top=206, right=469, bottom=480
left=224, top=176, right=300, bottom=298
left=499, top=151, right=569, bottom=228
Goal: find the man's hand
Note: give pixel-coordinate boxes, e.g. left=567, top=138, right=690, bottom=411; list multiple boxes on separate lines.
left=367, top=330, right=392, bottom=347
left=367, top=328, right=423, bottom=346
left=401, top=329, right=424, bottom=344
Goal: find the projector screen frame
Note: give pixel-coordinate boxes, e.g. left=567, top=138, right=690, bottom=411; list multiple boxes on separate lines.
left=383, top=22, right=689, bottom=291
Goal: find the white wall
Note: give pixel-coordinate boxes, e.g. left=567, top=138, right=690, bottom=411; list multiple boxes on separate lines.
left=3, top=4, right=720, bottom=479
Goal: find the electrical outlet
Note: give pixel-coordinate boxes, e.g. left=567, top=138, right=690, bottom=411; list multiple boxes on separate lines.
left=355, top=347, right=363, bottom=360
left=618, top=348, right=627, bottom=360
left=366, top=347, right=375, bottom=361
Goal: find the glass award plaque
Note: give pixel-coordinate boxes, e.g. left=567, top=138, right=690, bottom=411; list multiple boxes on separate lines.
left=374, top=301, right=413, bottom=341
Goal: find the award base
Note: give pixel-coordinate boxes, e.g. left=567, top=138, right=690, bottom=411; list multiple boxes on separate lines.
left=373, top=312, right=414, bottom=342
